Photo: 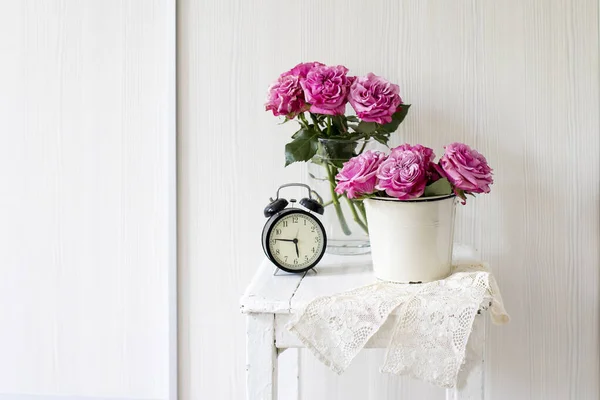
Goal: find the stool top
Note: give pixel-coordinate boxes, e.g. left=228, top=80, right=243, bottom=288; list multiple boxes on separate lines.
left=240, top=244, right=479, bottom=314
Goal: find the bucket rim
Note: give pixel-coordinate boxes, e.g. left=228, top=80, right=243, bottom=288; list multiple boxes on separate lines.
left=367, top=194, right=456, bottom=203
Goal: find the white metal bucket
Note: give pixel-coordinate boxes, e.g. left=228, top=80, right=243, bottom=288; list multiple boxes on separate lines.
left=364, top=195, right=457, bottom=283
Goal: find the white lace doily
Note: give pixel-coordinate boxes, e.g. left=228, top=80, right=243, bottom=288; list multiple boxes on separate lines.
left=287, top=261, right=509, bottom=388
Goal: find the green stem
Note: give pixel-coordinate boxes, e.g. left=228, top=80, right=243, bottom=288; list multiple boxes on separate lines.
left=355, top=201, right=369, bottom=227
left=298, top=113, right=309, bottom=129
left=357, top=140, right=367, bottom=155
left=325, top=164, right=352, bottom=235
left=346, top=198, right=369, bottom=234
left=310, top=113, right=320, bottom=129
left=327, top=116, right=331, bottom=136
left=322, top=193, right=341, bottom=208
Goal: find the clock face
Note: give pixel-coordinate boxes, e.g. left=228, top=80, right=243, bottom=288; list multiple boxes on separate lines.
left=266, top=211, right=326, bottom=272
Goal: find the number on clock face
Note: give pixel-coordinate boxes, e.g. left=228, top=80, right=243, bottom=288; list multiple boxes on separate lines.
left=268, top=212, right=325, bottom=271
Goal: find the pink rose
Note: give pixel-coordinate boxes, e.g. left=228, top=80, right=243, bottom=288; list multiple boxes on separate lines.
left=391, top=144, right=440, bottom=183
left=265, top=75, right=307, bottom=118
left=348, top=73, right=402, bottom=124
left=282, top=61, right=324, bottom=79
left=301, top=65, right=352, bottom=115
left=376, top=150, right=429, bottom=199
left=438, top=143, right=493, bottom=194
left=390, top=143, right=435, bottom=163
left=335, top=150, right=387, bottom=199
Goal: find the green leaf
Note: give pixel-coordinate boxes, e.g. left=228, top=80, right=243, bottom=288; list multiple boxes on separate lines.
left=455, top=188, right=467, bottom=204
left=381, top=104, right=411, bottom=133
left=327, top=159, right=345, bottom=169
left=309, top=113, right=326, bottom=126
left=344, top=133, right=366, bottom=141
left=423, top=178, right=453, bottom=197
left=372, top=134, right=389, bottom=146
left=331, top=115, right=348, bottom=134
left=291, top=127, right=303, bottom=139
left=318, top=139, right=358, bottom=164
left=355, top=121, right=379, bottom=134
left=369, top=132, right=391, bottom=146
left=284, top=129, right=319, bottom=166
left=346, top=115, right=359, bottom=123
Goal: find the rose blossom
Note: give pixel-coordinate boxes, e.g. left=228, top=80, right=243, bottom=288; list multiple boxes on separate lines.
left=265, top=74, right=307, bottom=118
left=282, top=61, right=324, bottom=79
left=390, top=143, right=434, bottom=163
left=438, top=142, right=493, bottom=193
left=376, top=150, right=429, bottom=199
left=391, top=143, right=440, bottom=183
left=300, top=65, right=352, bottom=115
left=348, top=73, right=402, bottom=124
left=335, top=150, right=387, bottom=199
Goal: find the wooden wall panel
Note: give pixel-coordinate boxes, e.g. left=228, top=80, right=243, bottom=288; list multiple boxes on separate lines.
left=0, top=1, right=176, bottom=399
left=178, top=0, right=599, bottom=399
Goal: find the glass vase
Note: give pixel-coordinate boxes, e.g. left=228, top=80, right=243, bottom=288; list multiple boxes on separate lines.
left=308, top=138, right=380, bottom=256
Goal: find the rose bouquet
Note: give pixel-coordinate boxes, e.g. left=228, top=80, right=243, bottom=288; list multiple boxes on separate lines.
left=335, top=142, right=493, bottom=281
left=334, top=142, right=493, bottom=202
left=266, top=62, right=410, bottom=241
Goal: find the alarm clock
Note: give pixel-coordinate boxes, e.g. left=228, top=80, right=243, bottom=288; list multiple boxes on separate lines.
left=262, top=183, right=327, bottom=273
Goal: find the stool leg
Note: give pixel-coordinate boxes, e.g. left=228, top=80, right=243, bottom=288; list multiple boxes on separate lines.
left=246, top=313, right=278, bottom=400
left=278, top=348, right=300, bottom=400
left=446, top=316, right=485, bottom=400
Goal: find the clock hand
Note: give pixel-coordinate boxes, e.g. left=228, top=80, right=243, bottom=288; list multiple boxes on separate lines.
left=274, top=239, right=295, bottom=242
left=292, top=237, right=300, bottom=257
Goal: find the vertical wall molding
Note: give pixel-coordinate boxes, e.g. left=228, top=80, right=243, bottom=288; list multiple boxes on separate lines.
left=0, top=1, right=177, bottom=399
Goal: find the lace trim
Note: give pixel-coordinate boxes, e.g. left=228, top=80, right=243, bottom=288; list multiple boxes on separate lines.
left=287, top=263, right=509, bottom=388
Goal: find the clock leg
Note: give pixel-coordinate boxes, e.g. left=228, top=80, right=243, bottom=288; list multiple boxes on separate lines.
left=246, top=313, right=278, bottom=400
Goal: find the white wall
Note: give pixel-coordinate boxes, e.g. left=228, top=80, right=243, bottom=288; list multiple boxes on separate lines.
left=0, top=1, right=176, bottom=399
left=179, top=1, right=600, bottom=399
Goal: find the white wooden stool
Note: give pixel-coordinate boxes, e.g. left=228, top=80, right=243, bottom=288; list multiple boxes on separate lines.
left=241, top=247, right=486, bottom=400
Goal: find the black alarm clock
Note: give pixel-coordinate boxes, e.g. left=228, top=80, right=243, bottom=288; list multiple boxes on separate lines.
left=262, top=183, right=327, bottom=273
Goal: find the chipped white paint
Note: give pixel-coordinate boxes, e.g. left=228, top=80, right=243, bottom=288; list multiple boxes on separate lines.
left=246, top=313, right=278, bottom=400
left=242, top=246, right=486, bottom=399
left=240, top=262, right=306, bottom=314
